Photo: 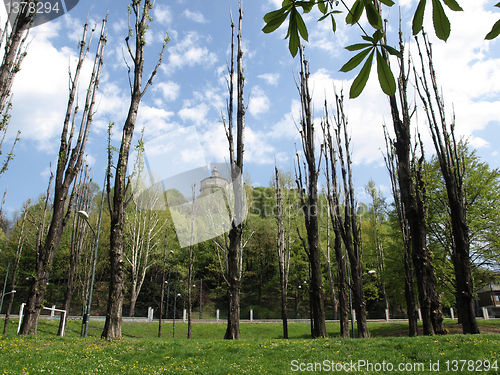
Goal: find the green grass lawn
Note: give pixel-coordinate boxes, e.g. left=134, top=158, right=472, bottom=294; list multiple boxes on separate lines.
left=1, top=319, right=499, bottom=374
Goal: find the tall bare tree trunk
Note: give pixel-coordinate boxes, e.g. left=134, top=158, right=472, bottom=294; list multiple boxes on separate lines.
left=335, top=94, right=369, bottom=338
left=383, top=127, right=418, bottom=336
left=223, top=1, right=245, bottom=340
left=414, top=34, right=479, bottom=335
left=102, top=0, right=167, bottom=339
left=322, top=106, right=349, bottom=337
left=295, top=46, right=327, bottom=338
left=378, top=18, right=445, bottom=335
left=19, top=20, right=106, bottom=335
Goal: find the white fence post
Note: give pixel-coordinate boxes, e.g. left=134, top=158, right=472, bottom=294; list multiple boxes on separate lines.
left=148, top=307, right=153, bottom=321
left=216, top=309, right=220, bottom=322
left=483, top=307, right=489, bottom=320
left=250, top=309, right=253, bottom=322
left=450, top=307, right=455, bottom=320
left=17, top=303, right=25, bottom=334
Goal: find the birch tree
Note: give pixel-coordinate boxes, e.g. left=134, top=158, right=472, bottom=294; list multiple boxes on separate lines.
left=125, top=174, right=166, bottom=317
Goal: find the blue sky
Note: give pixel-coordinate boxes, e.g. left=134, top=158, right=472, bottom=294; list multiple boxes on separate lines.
left=0, top=0, right=499, bottom=219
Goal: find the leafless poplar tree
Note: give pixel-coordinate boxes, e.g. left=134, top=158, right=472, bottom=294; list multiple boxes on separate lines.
left=322, top=92, right=369, bottom=338
left=294, top=46, right=327, bottom=338
left=19, top=18, right=107, bottom=335
left=220, top=0, right=246, bottom=340
left=378, top=17, right=445, bottom=335
left=414, top=33, right=479, bottom=335
left=321, top=105, right=348, bottom=338
left=103, top=0, right=168, bottom=339
left=383, top=125, right=418, bottom=337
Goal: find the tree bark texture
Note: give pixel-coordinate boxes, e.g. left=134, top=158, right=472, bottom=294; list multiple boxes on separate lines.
left=295, top=46, right=327, bottom=338
left=223, top=0, right=245, bottom=340
left=383, top=129, right=418, bottom=337
left=378, top=28, right=445, bottom=335
left=414, top=35, right=479, bottom=335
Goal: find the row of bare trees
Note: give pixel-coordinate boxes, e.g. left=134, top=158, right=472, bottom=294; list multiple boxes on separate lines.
left=0, top=0, right=169, bottom=339
left=1, top=0, right=482, bottom=341
left=271, top=26, right=481, bottom=338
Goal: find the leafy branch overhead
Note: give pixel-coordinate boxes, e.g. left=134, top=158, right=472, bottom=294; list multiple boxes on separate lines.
left=340, top=31, right=400, bottom=98
left=262, top=0, right=498, bottom=99
left=485, top=2, right=500, bottom=40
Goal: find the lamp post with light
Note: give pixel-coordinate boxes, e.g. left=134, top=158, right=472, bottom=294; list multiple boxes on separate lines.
left=0, top=290, right=16, bottom=314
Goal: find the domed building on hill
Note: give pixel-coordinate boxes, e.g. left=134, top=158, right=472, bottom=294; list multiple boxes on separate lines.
left=199, top=167, right=229, bottom=197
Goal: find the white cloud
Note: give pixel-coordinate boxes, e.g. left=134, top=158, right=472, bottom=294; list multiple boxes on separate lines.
left=192, top=84, right=224, bottom=112
left=9, top=34, right=101, bottom=152
left=112, top=19, right=128, bottom=35
left=258, top=73, right=280, bottom=86
left=179, top=103, right=210, bottom=125
left=248, top=86, right=270, bottom=117
left=182, top=10, right=207, bottom=24
left=245, top=127, right=276, bottom=165
left=153, top=81, right=181, bottom=102
left=154, top=4, right=173, bottom=26
left=199, top=122, right=229, bottom=163
left=164, top=31, right=218, bottom=73
left=267, top=99, right=302, bottom=140
left=136, top=104, right=177, bottom=138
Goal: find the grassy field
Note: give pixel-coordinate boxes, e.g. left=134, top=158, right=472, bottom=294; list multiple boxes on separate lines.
left=1, top=319, right=499, bottom=374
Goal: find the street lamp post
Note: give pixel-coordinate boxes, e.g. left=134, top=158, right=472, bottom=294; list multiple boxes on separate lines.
left=0, top=290, right=16, bottom=314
